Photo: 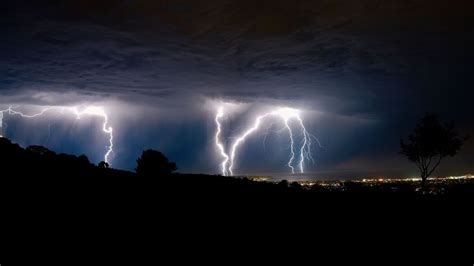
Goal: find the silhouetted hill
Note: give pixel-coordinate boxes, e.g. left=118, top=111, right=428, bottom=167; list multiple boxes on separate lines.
left=2, top=136, right=474, bottom=255
left=1, top=134, right=472, bottom=221
left=0, top=137, right=133, bottom=178
left=2, top=136, right=473, bottom=199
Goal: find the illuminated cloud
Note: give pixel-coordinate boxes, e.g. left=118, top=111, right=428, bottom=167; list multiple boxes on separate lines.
left=0, top=0, right=472, bottom=176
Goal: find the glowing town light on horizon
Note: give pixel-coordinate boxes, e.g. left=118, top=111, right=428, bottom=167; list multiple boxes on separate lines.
left=215, top=106, right=318, bottom=176
left=0, top=105, right=114, bottom=164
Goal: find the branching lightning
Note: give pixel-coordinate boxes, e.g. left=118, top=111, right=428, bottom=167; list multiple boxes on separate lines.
left=215, top=106, right=318, bottom=176
left=215, top=106, right=229, bottom=176
left=0, top=105, right=114, bottom=164
left=283, top=115, right=296, bottom=174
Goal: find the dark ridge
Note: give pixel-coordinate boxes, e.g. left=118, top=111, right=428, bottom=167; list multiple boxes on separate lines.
left=2, top=136, right=473, bottom=252
left=2, top=136, right=472, bottom=202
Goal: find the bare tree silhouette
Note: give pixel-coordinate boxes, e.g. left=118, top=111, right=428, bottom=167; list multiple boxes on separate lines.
left=401, top=113, right=467, bottom=190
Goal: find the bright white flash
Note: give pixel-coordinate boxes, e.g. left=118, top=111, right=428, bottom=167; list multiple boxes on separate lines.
left=0, top=106, right=114, bottom=164
left=215, top=106, right=317, bottom=176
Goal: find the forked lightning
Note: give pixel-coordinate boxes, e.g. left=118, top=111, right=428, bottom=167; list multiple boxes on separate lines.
left=0, top=106, right=114, bottom=164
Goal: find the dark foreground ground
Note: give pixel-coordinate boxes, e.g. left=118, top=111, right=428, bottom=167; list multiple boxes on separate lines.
left=1, top=137, right=473, bottom=256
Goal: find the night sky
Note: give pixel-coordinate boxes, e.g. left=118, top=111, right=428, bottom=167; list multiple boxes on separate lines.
left=1, top=0, right=473, bottom=178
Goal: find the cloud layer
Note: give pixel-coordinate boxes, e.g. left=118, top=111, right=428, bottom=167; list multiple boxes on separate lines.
left=1, top=0, right=473, bottom=176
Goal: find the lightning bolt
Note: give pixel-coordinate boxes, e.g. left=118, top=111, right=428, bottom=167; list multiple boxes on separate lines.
left=0, top=110, right=4, bottom=137
left=282, top=116, right=296, bottom=174
left=71, top=106, right=114, bottom=164
left=0, top=105, right=114, bottom=165
left=216, top=106, right=317, bottom=176
left=228, top=112, right=273, bottom=176
left=296, top=116, right=320, bottom=173
left=214, top=106, right=229, bottom=176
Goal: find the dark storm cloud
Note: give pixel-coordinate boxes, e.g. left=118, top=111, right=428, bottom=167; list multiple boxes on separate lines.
left=1, top=0, right=473, bottom=175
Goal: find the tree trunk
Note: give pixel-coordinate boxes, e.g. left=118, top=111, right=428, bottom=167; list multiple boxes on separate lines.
left=421, top=174, right=427, bottom=192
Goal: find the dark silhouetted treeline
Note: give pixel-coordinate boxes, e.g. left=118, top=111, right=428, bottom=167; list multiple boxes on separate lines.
left=2, top=136, right=474, bottom=254
left=1, top=135, right=473, bottom=213
left=0, top=137, right=134, bottom=178
left=1, top=136, right=473, bottom=199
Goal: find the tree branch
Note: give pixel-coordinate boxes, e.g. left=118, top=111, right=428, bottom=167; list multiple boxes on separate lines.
left=421, top=157, right=428, bottom=178
left=426, top=156, right=433, bottom=171
left=427, top=155, right=443, bottom=178
left=416, top=157, right=423, bottom=173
